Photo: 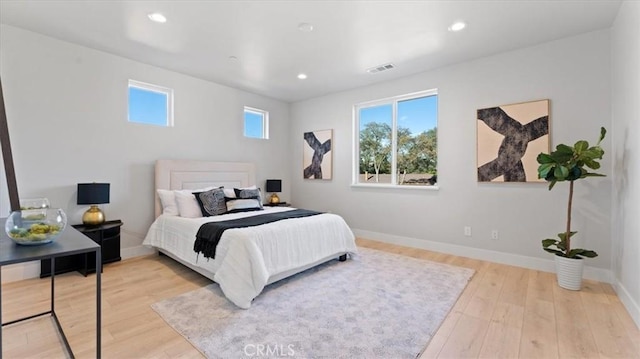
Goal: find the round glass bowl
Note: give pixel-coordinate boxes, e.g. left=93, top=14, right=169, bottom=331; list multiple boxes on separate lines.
left=5, top=208, right=67, bottom=245
left=20, top=198, right=50, bottom=210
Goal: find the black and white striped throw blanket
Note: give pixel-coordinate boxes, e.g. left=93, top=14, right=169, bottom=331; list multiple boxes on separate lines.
left=193, top=209, right=322, bottom=259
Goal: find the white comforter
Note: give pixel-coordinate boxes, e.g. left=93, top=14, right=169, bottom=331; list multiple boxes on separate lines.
left=143, top=207, right=357, bottom=308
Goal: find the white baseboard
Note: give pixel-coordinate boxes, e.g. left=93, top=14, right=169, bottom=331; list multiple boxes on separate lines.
left=122, top=245, right=155, bottom=259
left=614, top=280, right=640, bottom=329
left=353, top=228, right=613, bottom=283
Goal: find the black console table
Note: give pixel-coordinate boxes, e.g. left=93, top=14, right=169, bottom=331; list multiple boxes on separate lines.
left=41, top=219, right=122, bottom=277
left=0, top=219, right=101, bottom=358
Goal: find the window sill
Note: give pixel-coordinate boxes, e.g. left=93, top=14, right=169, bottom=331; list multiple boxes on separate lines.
left=350, top=183, right=439, bottom=191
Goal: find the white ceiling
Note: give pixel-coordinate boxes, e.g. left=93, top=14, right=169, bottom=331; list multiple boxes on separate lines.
left=0, top=0, right=622, bottom=103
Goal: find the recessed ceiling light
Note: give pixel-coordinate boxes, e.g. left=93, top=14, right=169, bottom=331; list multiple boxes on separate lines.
left=448, top=21, right=466, bottom=32
left=148, top=13, right=167, bottom=23
left=298, top=23, right=314, bottom=32
left=297, top=73, right=308, bottom=80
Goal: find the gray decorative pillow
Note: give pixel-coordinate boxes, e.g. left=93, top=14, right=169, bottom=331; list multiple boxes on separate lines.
left=193, top=187, right=227, bottom=216
left=233, top=188, right=263, bottom=208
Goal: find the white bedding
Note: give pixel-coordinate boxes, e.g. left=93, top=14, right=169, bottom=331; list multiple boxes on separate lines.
left=143, top=207, right=357, bottom=308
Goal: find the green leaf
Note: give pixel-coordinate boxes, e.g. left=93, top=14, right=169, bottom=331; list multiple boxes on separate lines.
left=565, top=249, right=581, bottom=258
left=583, top=148, right=604, bottom=160
left=548, top=180, right=557, bottom=190
left=555, top=144, right=574, bottom=154
left=545, top=169, right=557, bottom=181
left=556, top=241, right=566, bottom=251
left=554, top=165, right=569, bottom=180
left=558, top=231, right=577, bottom=241
left=567, top=166, right=582, bottom=181
left=543, top=248, right=566, bottom=256
left=583, top=158, right=599, bottom=170
left=574, top=140, right=588, bottom=152
left=567, top=249, right=599, bottom=259
left=583, top=172, right=606, bottom=178
left=598, top=127, right=606, bottom=144
left=538, top=163, right=554, bottom=179
left=552, top=145, right=574, bottom=163
left=542, top=239, right=557, bottom=248
left=536, top=153, right=555, bottom=164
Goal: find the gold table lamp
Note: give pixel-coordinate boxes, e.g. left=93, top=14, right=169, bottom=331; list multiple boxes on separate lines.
left=77, top=183, right=110, bottom=225
left=265, top=179, right=282, bottom=204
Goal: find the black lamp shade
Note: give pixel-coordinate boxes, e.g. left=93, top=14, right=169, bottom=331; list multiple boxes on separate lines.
left=265, top=179, right=282, bottom=193
left=77, top=183, right=110, bottom=205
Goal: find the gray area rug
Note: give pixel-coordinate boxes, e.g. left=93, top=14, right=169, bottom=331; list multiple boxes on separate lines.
left=152, top=247, right=474, bottom=359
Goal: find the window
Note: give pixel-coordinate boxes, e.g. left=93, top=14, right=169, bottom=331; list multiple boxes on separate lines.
left=128, top=80, right=173, bottom=126
left=354, top=89, right=438, bottom=187
left=244, top=107, right=269, bottom=139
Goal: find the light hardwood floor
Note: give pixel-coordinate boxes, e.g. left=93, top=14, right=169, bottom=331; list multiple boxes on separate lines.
left=1, top=238, right=638, bottom=358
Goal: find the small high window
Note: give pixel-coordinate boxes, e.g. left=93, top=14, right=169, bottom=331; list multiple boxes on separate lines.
left=244, top=107, right=269, bottom=139
left=128, top=80, right=173, bottom=127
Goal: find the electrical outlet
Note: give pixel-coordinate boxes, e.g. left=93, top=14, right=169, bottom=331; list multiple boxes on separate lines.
left=464, top=226, right=472, bottom=237
left=491, top=230, right=499, bottom=240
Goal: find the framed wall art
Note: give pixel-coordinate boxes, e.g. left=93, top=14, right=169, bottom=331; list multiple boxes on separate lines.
left=303, top=129, right=333, bottom=180
left=477, top=99, right=550, bottom=182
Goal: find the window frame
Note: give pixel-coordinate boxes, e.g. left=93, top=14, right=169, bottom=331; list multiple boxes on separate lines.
left=243, top=106, right=269, bottom=139
left=352, top=89, right=438, bottom=190
left=127, top=79, right=174, bottom=127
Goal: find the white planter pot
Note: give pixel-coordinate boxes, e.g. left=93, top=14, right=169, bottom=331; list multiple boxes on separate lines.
left=554, top=255, right=584, bottom=290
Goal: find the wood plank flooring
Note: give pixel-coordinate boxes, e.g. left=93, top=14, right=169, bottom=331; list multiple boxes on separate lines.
left=1, top=238, right=638, bottom=358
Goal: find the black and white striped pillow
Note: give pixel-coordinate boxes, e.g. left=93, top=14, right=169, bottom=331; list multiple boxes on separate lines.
left=225, top=198, right=263, bottom=213
left=234, top=188, right=263, bottom=207
left=193, top=187, right=227, bottom=216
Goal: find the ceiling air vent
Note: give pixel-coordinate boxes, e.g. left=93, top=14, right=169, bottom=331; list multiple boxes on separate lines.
left=366, top=63, right=395, bottom=74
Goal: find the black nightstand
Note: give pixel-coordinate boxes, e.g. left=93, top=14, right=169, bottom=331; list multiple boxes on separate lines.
left=40, top=219, right=122, bottom=277
left=264, top=202, right=291, bottom=207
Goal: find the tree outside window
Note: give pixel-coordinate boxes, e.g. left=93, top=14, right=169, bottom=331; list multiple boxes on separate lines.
left=355, top=90, right=438, bottom=186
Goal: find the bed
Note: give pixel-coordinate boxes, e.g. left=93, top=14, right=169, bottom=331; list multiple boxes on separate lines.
left=142, top=160, right=357, bottom=308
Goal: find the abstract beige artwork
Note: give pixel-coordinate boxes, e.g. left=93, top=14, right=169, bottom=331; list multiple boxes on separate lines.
left=477, top=99, right=550, bottom=182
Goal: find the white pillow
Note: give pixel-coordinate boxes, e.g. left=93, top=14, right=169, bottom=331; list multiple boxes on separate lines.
left=223, top=188, right=237, bottom=198
left=158, top=186, right=218, bottom=218
left=174, top=190, right=204, bottom=218
left=157, top=189, right=179, bottom=216
left=226, top=198, right=263, bottom=213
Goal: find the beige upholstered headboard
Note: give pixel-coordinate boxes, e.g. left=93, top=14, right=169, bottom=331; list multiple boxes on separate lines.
left=154, top=160, right=256, bottom=218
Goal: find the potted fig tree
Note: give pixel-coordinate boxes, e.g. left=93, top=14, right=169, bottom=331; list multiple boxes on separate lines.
left=536, top=127, right=606, bottom=290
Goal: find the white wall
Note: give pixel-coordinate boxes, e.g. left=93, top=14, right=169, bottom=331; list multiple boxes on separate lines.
left=0, top=25, right=291, bottom=280
left=611, top=0, right=640, bottom=327
left=290, top=30, right=613, bottom=279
